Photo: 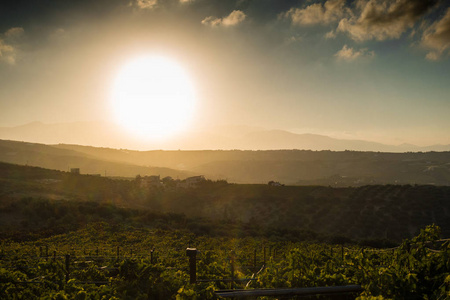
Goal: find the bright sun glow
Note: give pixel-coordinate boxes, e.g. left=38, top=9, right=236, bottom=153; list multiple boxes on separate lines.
left=111, top=55, right=196, bottom=140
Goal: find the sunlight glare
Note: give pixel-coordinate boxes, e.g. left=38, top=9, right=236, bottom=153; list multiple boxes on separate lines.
left=111, top=55, right=196, bottom=140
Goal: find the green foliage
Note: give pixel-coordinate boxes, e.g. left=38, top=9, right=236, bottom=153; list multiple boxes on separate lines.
left=1, top=225, right=450, bottom=299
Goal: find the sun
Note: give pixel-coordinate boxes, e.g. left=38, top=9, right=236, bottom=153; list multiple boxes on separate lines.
left=111, top=55, right=196, bottom=140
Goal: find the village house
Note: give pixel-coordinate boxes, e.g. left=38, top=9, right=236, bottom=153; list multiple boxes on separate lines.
left=178, top=175, right=206, bottom=188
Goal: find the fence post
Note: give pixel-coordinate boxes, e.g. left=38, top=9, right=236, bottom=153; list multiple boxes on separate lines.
left=253, top=249, right=257, bottom=273
left=150, top=249, right=154, bottom=264
left=263, top=247, right=266, bottom=265
left=65, top=254, right=70, bottom=282
left=186, top=248, right=197, bottom=284
left=230, top=250, right=235, bottom=289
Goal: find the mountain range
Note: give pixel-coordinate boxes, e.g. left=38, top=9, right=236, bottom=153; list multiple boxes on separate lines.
left=1, top=121, right=449, bottom=152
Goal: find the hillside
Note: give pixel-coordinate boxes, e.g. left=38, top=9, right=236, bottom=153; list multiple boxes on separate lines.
left=55, top=143, right=450, bottom=186
left=1, top=139, right=449, bottom=186
left=0, top=139, right=193, bottom=179
left=1, top=162, right=449, bottom=243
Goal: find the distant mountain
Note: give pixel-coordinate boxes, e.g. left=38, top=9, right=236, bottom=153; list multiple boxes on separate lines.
left=0, top=121, right=140, bottom=149
left=0, top=121, right=449, bottom=152
left=237, top=130, right=396, bottom=151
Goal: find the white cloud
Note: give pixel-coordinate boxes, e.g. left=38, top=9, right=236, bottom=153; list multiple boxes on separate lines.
left=335, top=44, right=375, bottom=61
left=0, top=40, right=17, bottom=65
left=135, top=0, right=157, bottom=10
left=202, top=10, right=246, bottom=27
left=337, top=0, right=438, bottom=41
left=421, top=8, right=450, bottom=61
left=284, top=0, right=347, bottom=25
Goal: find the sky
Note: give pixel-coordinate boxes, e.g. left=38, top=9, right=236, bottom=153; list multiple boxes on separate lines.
left=0, top=0, right=449, bottom=148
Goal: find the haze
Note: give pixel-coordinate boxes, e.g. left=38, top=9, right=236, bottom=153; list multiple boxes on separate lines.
left=0, top=0, right=449, bottom=150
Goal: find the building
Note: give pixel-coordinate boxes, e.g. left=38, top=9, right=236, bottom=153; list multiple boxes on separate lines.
left=141, top=175, right=162, bottom=188
left=178, top=175, right=206, bottom=188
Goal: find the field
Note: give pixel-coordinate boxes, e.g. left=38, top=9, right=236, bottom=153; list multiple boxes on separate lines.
left=1, top=225, right=450, bottom=299
left=1, top=162, right=450, bottom=299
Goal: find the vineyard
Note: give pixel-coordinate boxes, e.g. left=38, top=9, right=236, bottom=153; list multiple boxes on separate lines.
left=1, top=224, right=450, bottom=299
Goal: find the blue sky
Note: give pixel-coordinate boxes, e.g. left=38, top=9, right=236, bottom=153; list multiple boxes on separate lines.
left=0, top=0, right=449, bottom=147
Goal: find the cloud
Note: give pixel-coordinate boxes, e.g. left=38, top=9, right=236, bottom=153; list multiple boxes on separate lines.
left=5, top=27, right=24, bottom=39
left=337, top=0, right=438, bottom=41
left=0, top=27, right=24, bottom=65
left=421, top=8, right=450, bottom=61
left=0, top=40, right=17, bottom=65
left=284, top=0, right=347, bottom=25
left=135, top=0, right=157, bottom=10
left=202, top=10, right=246, bottom=27
left=325, top=30, right=337, bottom=39
left=335, top=44, right=375, bottom=61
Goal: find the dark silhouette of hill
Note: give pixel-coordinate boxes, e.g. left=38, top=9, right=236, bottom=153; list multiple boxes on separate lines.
left=55, top=144, right=450, bottom=186
left=1, top=139, right=449, bottom=186
left=1, top=162, right=449, bottom=243
left=0, top=139, right=192, bottom=179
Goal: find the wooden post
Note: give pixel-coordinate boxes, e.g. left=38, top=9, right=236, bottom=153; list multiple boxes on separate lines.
left=230, top=250, right=235, bottom=289
left=253, top=249, right=257, bottom=273
left=65, top=254, right=70, bottom=282
left=263, top=247, right=266, bottom=265
left=150, top=249, right=154, bottom=264
left=186, top=248, right=197, bottom=284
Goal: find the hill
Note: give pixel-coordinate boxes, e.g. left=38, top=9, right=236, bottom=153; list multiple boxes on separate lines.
left=54, top=143, right=450, bottom=186
left=0, top=139, right=192, bottom=179
left=1, top=162, right=449, bottom=243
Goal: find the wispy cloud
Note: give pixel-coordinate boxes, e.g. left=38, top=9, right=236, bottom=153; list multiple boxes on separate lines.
left=5, top=27, right=24, bottom=39
left=135, top=0, right=158, bottom=10
left=283, top=0, right=347, bottom=26
left=202, top=10, right=246, bottom=27
left=421, top=8, right=450, bottom=61
left=0, top=27, right=24, bottom=65
left=337, top=0, right=438, bottom=41
left=0, top=40, right=16, bottom=65
left=335, top=44, right=375, bottom=61
left=325, top=30, right=337, bottom=39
